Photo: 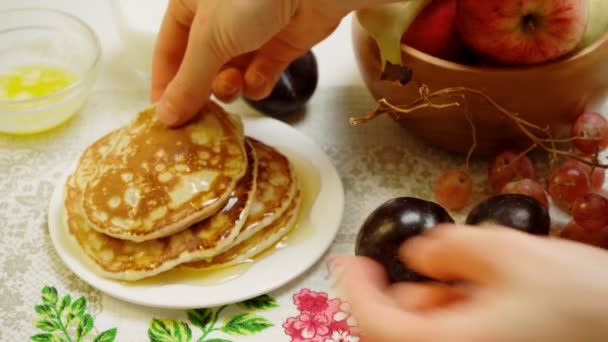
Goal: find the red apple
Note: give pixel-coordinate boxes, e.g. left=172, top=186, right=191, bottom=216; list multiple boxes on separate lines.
left=402, top=0, right=467, bottom=62
left=457, top=0, right=588, bottom=65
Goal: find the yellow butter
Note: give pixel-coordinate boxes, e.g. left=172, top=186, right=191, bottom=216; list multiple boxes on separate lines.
left=0, top=64, right=78, bottom=101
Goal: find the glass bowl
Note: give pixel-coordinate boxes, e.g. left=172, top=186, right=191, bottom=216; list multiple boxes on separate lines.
left=0, top=8, right=101, bottom=135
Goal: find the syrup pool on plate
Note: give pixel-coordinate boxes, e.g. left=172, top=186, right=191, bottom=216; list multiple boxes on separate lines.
left=130, top=149, right=321, bottom=286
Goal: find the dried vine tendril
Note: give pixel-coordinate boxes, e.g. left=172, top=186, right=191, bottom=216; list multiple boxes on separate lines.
left=350, top=85, right=608, bottom=169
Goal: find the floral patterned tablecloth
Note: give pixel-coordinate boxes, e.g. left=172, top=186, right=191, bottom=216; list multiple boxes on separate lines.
left=3, top=1, right=592, bottom=341
left=4, top=81, right=468, bottom=342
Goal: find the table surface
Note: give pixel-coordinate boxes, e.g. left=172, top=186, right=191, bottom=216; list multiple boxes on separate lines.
left=2, top=1, right=606, bottom=342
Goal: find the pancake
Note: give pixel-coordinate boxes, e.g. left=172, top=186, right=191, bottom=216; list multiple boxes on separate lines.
left=228, top=138, right=297, bottom=247
left=184, top=189, right=302, bottom=271
left=64, top=139, right=258, bottom=281
left=183, top=139, right=300, bottom=270
left=81, top=101, right=247, bottom=241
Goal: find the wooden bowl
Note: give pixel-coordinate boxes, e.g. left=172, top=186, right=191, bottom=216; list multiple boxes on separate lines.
left=352, top=16, right=608, bottom=155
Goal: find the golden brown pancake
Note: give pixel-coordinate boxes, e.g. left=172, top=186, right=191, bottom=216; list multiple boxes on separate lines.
left=81, top=102, right=247, bottom=241
left=182, top=139, right=300, bottom=270
left=229, top=138, right=297, bottom=247
left=184, top=190, right=301, bottom=270
left=64, top=139, right=257, bottom=281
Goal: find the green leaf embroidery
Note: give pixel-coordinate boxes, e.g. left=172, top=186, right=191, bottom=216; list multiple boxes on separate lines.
left=187, top=309, right=213, bottom=331
left=148, top=319, right=192, bottom=342
left=32, top=285, right=118, bottom=342
left=92, top=328, right=118, bottom=342
left=31, top=333, right=54, bottom=342
left=66, top=297, right=87, bottom=324
left=31, top=333, right=68, bottom=342
left=35, top=305, right=55, bottom=317
left=150, top=295, right=278, bottom=341
left=220, top=314, right=273, bottom=336
left=41, top=286, right=58, bottom=306
left=58, top=295, right=71, bottom=314
left=35, top=318, right=61, bottom=332
left=76, top=313, right=94, bottom=340
left=237, top=295, right=278, bottom=311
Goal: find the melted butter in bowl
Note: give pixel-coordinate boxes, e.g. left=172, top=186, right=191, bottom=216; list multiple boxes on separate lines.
left=0, top=9, right=100, bottom=135
left=0, top=64, right=78, bottom=101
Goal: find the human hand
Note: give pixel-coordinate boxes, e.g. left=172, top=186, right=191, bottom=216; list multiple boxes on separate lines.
left=331, top=225, right=608, bottom=341
left=151, top=0, right=356, bottom=126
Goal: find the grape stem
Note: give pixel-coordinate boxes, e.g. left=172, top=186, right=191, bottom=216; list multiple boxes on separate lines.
left=350, top=85, right=608, bottom=168
left=461, top=94, right=476, bottom=170
left=540, top=136, right=604, bottom=143
left=500, top=143, right=539, bottom=174
left=519, top=144, right=538, bottom=160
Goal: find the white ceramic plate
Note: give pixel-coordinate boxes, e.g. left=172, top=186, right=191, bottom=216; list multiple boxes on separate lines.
left=48, top=115, right=344, bottom=309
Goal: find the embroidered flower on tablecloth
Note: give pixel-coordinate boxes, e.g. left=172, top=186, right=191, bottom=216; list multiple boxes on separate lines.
left=283, top=288, right=358, bottom=342
left=294, top=313, right=331, bottom=338
left=294, top=288, right=329, bottom=314
left=335, top=302, right=359, bottom=335
left=326, top=330, right=351, bottom=342
left=283, top=315, right=327, bottom=342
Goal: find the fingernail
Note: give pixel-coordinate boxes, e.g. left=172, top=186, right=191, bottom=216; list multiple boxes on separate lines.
left=247, top=71, right=266, bottom=89
left=157, top=100, right=180, bottom=126
left=220, top=82, right=239, bottom=97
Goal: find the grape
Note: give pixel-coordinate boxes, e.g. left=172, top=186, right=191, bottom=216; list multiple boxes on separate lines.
left=591, top=170, right=605, bottom=192
left=488, top=150, right=535, bottom=193
left=501, top=178, right=549, bottom=209
left=563, top=159, right=605, bottom=191
left=465, top=194, right=550, bottom=235
left=547, top=164, right=590, bottom=210
left=560, top=221, right=608, bottom=250
left=245, top=51, right=318, bottom=116
left=571, top=112, right=608, bottom=154
left=433, top=168, right=473, bottom=210
left=355, top=197, right=454, bottom=283
left=572, top=193, right=608, bottom=232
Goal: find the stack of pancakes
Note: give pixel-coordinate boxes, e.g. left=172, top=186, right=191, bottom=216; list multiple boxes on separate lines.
left=64, top=102, right=301, bottom=281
